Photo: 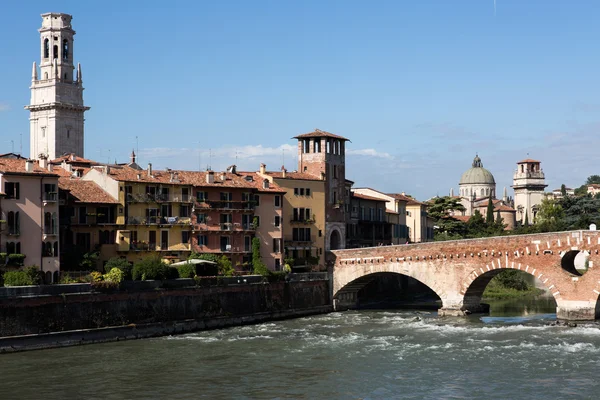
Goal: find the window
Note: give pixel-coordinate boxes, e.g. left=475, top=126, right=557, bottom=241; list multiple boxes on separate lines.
left=274, top=216, right=281, bottom=227
left=196, top=191, right=208, bottom=201
left=44, top=38, right=49, bottom=58
left=273, top=239, right=281, bottom=253
left=180, top=205, right=191, bottom=218
left=131, top=231, right=138, bottom=243
left=7, top=212, right=19, bottom=235
left=182, top=231, right=190, bottom=244
left=181, top=187, right=190, bottom=202
left=53, top=44, right=58, bottom=59
left=294, top=188, right=299, bottom=196
left=333, top=165, right=338, bottom=178
left=254, top=216, right=260, bottom=227
left=62, top=39, right=69, bottom=60
left=244, top=236, right=251, bottom=252
left=197, top=235, right=208, bottom=246
left=6, top=242, right=20, bottom=255
left=306, top=188, right=311, bottom=196
left=220, top=236, right=231, bottom=251
left=196, top=213, right=207, bottom=224
left=274, top=195, right=281, bottom=207
left=300, top=188, right=305, bottom=196
left=314, top=140, right=321, bottom=153
left=275, top=259, right=281, bottom=271
left=220, top=192, right=232, bottom=208
left=67, top=129, right=70, bottom=138
left=254, top=194, right=260, bottom=206
left=5, top=182, right=19, bottom=199
left=292, top=227, right=311, bottom=242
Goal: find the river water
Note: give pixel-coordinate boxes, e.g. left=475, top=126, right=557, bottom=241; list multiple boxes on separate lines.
left=2, top=297, right=600, bottom=400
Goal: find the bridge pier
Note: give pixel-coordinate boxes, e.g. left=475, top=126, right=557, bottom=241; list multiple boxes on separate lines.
left=556, top=301, right=597, bottom=321
left=438, top=303, right=490, bottom=317
left=333, top=292, right=358, bottom=311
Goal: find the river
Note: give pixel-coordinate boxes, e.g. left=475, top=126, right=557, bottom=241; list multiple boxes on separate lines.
left=1, top=297, right=599, bottom=400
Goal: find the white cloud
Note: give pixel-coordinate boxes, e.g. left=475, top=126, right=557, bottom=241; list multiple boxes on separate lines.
left=0, top=103, right=10, bottom=112
left=346, top=148, right=393, bottom=159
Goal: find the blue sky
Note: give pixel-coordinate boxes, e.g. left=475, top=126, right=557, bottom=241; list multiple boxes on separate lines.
left=2, top=0, right=600, bottom=200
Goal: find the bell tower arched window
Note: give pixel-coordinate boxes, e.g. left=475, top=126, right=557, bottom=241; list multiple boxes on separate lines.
left=62, top=39, right=69, bottom=60
left=44, top=38, right=49, bottom=59
left=53, top=45, right=58, bottom=59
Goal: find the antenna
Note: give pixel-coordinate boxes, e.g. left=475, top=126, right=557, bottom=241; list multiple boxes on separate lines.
left=208, top=148, right=213, bottom=171
left=235, top=149, right=240, bottom=165
left=282, top=148, right=285, bottom=169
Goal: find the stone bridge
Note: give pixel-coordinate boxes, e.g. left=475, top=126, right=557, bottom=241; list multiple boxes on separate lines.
left=331, top=230, right=600, bottom=320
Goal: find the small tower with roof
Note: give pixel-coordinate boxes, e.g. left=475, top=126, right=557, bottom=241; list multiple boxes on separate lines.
left=512, top=158, right=547, bottom=225
left=293, top=129, right=349, bottom=250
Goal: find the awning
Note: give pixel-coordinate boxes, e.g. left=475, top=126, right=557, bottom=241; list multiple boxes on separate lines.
left=170, top=259, right=217, bottom=266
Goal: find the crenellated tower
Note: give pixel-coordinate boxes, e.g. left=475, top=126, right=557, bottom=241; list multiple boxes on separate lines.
left=294, top=129, right=349, bottom=250
left=26, top=13, right=90, bottom=160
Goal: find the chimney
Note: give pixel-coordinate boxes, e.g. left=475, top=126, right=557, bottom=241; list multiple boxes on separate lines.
left=103, top=165, right=110, bottom=176
left=259, top=163, right=266, bottom=175
left=147, top=163, right=152, bottom=177
left=130, top=150, right=136, bottom=164
left=39, top=155, right=48, bottom=169
left=47, top=163, right=54, bottom=172
left=320, top=171, right=326, bottom=180
left=206, top=171, right=215, bottom=184
left=220, top=173, right=226, bottom=181
left=281, top=166, right=286, bottom=178
left=263, top=179, right=270, bottom=189
left=25, top=159, right=33, bottom=173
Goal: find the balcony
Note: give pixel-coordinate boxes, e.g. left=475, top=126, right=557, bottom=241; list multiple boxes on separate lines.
left=125, top=216, right=192, bottom=225
left=129, top=242, right=191, bottom=252
left=195, top=200, right=255, bottom=211
left=220, top=222, right=233, bottom=231
left=193, top=222, right=255, bottom=233
left=43, top=192, right=58, bottom=202
left=43, top=226, right=58, bottom=235
left=290, top=218, right=315, bottom=225
left=126, top=193, right=193, bottom=203
left=7, top=228, right=20, bottom=236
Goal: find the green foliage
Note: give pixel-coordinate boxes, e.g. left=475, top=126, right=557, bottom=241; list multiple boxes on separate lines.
left=217, top=255, right=235, bottom=276
left=3, top=270, right=34, bottom=287
left=177, top=262, right=196, bottom=279
left=561, top=184, right=567, bottom=197
left=483, top=270, right=544, bottom=299
left=89, top=271, right=103, bottom=282
left=429, top=196, right=467, bottom=239
left=586, top=175, right=600, bottom=185
left=91, top=280, right=120, bottom=291
left=7, top=254, right=25, bottom=267
left=252, top=237, right=269, bottom=276
left=188, top=253, right=221, bottom=276
left=79, top=251, right=99, bottom=271
left=24, top=266, right=41, bottom=285
left=104, top=267, right=124, bottom=283
left=493, top=270, right=530, bottom=290
left=59, top=273, right=79, bottom=284
left=534, top=198, right=566, bottom=232
left=104, top=257, right=133, bottom=280
left=132, top=256, right=175, bottom=281
left=485, top=196, right=494, bottom=224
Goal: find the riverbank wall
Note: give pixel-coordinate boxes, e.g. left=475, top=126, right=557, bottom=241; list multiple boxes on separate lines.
left=0, top=278, right=331, bottom=353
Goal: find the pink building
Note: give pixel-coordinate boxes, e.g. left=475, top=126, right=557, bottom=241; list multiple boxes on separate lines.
left=0, top=157, right=60, bottom=282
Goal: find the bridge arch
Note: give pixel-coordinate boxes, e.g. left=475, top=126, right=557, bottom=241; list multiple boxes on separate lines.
left=461, top=265, right=563, bottom=313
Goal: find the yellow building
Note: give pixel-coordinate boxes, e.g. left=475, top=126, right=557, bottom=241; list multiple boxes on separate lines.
left=83, top=163, right=193, bottom=264
left=259, top=165, right=326, bottom=271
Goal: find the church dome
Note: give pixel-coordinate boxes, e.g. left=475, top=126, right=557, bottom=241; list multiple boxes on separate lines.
left=459, top=155, right=496, bottom=185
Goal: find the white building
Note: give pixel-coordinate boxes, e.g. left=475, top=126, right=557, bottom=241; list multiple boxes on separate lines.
left=512, top=159, right=547, bottom=224
left=26, top=13, right=90, bottom=161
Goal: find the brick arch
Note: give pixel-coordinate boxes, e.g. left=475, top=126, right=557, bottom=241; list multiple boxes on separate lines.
left=461, top=262, right=564, bottom=312
left=333, top=262, right=448, bottom=307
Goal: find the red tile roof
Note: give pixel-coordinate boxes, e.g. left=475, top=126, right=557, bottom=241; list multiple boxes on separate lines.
left=293, top=129, right=350, bottom=141
left=517, top=158, right=541, bottom=164
left=0, top=159, right=58, bottom=176
left=51, top=154, right=97, bottom=165
left=494, top=205, right=516, bottom=212
left=266, top=171, right=324, bottom=181
left=352, top=192, right=387, bottom=202
left=387, top=193, right=424, bottom=206
left=453, top=215, right=471, bottom=222
left=58, top=178, right=119, bottom=204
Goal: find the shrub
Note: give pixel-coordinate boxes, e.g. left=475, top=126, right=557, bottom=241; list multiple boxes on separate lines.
left=88, top=271, right=103, bottom=282
left=217, top=255, right=235, bottom=277
left=267, top=271, right=288, bottom=283
left=104, top=267, right=124, bottom=283
left=252, top=237, right=269, bottom=276
left=59, top=273, right=78, bottom=284
left=132, top=256, right=175, bottom=281
left=177, top=262, right=196, bottom=279
left=7, top=254, right=26, bottom=267
left=104, top=257, right=133, bottom=280
left=24, top=266, right=41, bottom=285
left=91, top=280, right=120, bottom=292
left=3, top=270, right=33, bottom=287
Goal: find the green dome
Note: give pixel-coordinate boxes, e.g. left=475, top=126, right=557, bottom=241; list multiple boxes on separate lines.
left=459, top=155, right=496, bottom=185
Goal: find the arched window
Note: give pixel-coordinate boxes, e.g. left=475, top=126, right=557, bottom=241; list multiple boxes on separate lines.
left=44, top=72, right=48, bottom=79
left=481, top=189, right=484, bottom=197
left=53, top=45, right=58, bottom=59
left=6, top=242, right=15, bottom=255
left=53, top=241, right=59, bottom=257
left=44, top=38, right=49, bottom=58
left=15, top=242, right=20, bottom=254
left=486, top=188, right=489, bottom=196
left=44, top=212, right=52, bottom=234
left=62, top=39, right=69, bottom=60
left=52, top=212, right=58, bottom=234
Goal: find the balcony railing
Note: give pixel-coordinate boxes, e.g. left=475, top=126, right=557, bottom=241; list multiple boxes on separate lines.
left=195, top=200, right=255, bottom=211
left=220, top=222, right=233, bottom=231
left=7, top=228, right=20, bottom=236
left=125, top=216, right=192, bottom=225
left=43, top=192, right=58, bottom=202
left=126, top=193, right=193, bottom=203
left=43, top=226, right=58, bottom=235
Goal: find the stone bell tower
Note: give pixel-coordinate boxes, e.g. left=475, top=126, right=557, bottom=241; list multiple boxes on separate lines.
left=26, top=13, right=90, bottom=160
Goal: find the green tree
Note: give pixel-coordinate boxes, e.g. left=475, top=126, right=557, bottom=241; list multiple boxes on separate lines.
left=535, top=198, right=565, bottom=232
left=523, top=211, right=529, bottom=226
left=104, top=257, right=133, bottom=280
left=428, top=196, right=467, bottom=239
left=466, top=210, right=486, bottom=237
left=586, top=175, right=600, bottom=185
left=252, top=237, right=269, bottom=276
left=485, top=196, right=494, bottom=224
left=561, top=184, right=567, bottom=197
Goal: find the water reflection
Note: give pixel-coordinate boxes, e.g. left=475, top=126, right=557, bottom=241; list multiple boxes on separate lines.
left=485, top=295, right=557, bottom=318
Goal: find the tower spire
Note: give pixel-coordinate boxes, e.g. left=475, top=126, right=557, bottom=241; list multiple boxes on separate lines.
left=31, top=61, right=37, bottom=81
left=77, top=63, right=82, bottom=84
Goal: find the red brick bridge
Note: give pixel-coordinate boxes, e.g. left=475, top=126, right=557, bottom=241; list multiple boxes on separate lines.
left=331, top=230, right=600, bottom=320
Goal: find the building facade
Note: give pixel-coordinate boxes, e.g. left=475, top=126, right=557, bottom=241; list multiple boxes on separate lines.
left=0, top=158, right=60, bottom=281
left=351, top=188, right=410, bottom=244
left=26, top=13, right=89, bottom=160
left=346, top=192, right=391, bottom=248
